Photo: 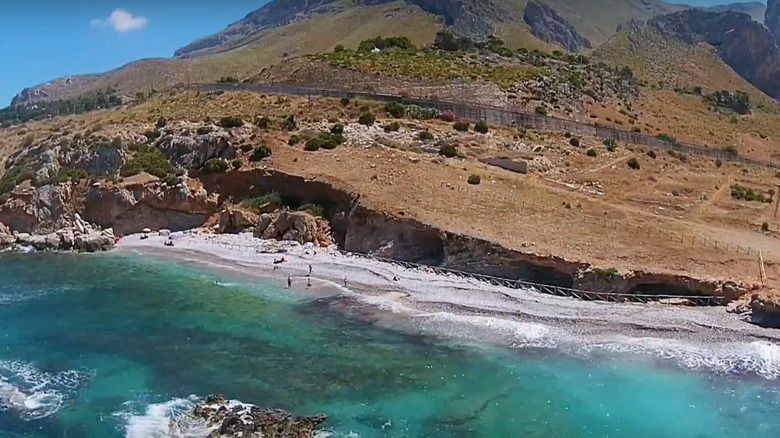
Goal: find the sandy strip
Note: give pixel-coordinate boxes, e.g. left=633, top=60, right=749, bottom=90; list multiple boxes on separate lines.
left=114, top=230, right=780, bottom=346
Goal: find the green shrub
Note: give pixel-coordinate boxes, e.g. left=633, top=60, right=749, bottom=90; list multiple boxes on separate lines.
left=656, top=133, right=676, bottom=143
left=453, top=121, right=470, bottom=132
left=467, top=174, right=481, bottom=185
left=196, top=126, right=213, bottom=135
left=216, top=76, right=239, bottom=83
left=250, top=146, right=272, bottom=162
left=297, top=203, right=324, bottom=217
left=418, top=130, right=435, bottom=141
left=51, top=167, right=89, bottom=183
left=731, top=184, right=773, bottom=203
left=340, top=97, right=351, bottom=106
left=0, top=163, right=31, bottom=194
left=203, top=158, right=228, bottom=173
left=722, top=145, right=739, bottom=156
left=120, top=145, right=174, bottom=178
left=474, top=121, right=489, bottom=134
left=385, top=102, right=406, bottom=118
left=156, top=117, right=167, bottom=128
left=569, top=137, right=580, bottom=147
left=439, top=144, right=460, bottom=158
left=647, top=150, right=657, bottom=159
left=593, top=267, right=620, bottom=281
left=282, top=115, right=298, bottom=131
left=358, top=111, right=376, bottom=126
left=330, top=124, right=344, bottom=135
left=762, top=222, right=770, bottom=232
left=384, top=121, right=401, bottom=132
left=232, top=159, right=242, bottom=170
left=255, top=116, right=272, bottom=130
left=305, top=132, right=346, bottom=151
left=241, top=192, right=282, bottom=211
left=534, top=106, right=548, bottom=116
left=627, top=158, right=640, bottom=170
left=239, top=143, right=253, bottom=153
left=406, top=105, right=440, bottom=120
left=586, top=148, right=597, bottom=157
left=219, top=116, right=243, bottom=128
left=288, top=135, right=301, bottom=146
left=110, top=136, right=123, bottom=148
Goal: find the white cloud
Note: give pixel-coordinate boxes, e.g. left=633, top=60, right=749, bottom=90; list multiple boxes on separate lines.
left=91, top=9, right=147, bottom=32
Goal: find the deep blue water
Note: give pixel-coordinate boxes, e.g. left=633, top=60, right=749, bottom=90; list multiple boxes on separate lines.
left=0, top=251, right=779, bottom=437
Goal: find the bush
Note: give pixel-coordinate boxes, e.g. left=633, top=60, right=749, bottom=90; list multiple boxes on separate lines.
left=330, top=124, right=344, bottom=135
left=633, top=127, right=642, bottom=133
left=255, top=116, right=272, bottom=130
left=603, top=139, right=616, bottom=152
left=203, top=158, right=228, bottom=173
left=474, top=121, right=489, bottom=134
left=196, top=126, right=213, bottom=135
left=250, top=146, right=272, bottom=162
left=439, top=144, right=460, bottom=158
left=762, top=222, right=770, bottom=232
left=467, top=174, right=481, bottom=185
left=297, top=203, right=324, bottom=217
left=110, top=136, right=123, bottom=148
left=156, top=117, right=167, bottom=128
left=715, top=159, right=723, bottom=168
left=406, top=105, right=440, bottom=120
left=239, top=143, right=253, bottom=153
left=288, top=135, right=301, bottom=146
left=305, top=132, right=346, bottom=151
left=334, top=45, right=345, bottom=53
left=242, top=192, right=282, bottom=211
left=385, top=102, right=406, bottom=118
left=731, top=184, right=773, bottom=203
left=340, top=97, right=351, bottom=106
left=384, top=121, right=401, bottom=132
left=219, top=116, right=243, bottom=128
left=627, top=158, right=640, bottom=170
left=144, top=130, right=161, bottom=142
left=120, top=145, right=174, bottom=178
left=0, top=163, right=32, bottom=194
left=722, top=145, right=739, bottom=157
left=586, top=148, right=597, bottom=157
left=418, top=130, right=435, bottom=141
left=453, top=121, right=470, bottom=132
left=282, top=115, right=298, bottom=131
left=569, top=137, right=580, bottom=147
left=647, top=150, right=657, bottom=159
left=440, top=110, right=456, bottom=122
left=534, top=106, right=548, bottom=116
left=231, top=159, right=242, bottom=170
left=358, top=111, right=376, bottom=126
left=20, top=133, right=35, bottom=148
left=656, top=133, right=676, bottom=143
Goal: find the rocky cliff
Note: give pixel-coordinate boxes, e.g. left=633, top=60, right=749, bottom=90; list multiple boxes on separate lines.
left=523, top=0, right=591, bottom=52
left=644, top=9, right=780, bottom=99
left=767, top=0, right=780, bottom=41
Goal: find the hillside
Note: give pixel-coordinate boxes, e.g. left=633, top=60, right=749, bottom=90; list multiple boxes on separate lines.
left=706, top=2, right=766, bottom=23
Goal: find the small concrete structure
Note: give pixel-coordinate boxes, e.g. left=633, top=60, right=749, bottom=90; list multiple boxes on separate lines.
left=480, top=157, right=529, bottom=174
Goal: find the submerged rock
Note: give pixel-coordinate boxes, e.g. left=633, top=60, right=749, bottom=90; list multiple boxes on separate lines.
left=192, top=394, right=327, bottom=438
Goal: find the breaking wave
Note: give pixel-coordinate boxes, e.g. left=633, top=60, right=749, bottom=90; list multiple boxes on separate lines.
left=0, top=360, right=91, bottom=420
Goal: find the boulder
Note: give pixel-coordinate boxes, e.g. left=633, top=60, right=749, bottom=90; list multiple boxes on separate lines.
left=0, top=184, right=76, bottom=234
left=253, top=213, right=273, bottom=237
left=156, top=124, right=236, bottom=169
left=218, top=206, right=259, bottom=234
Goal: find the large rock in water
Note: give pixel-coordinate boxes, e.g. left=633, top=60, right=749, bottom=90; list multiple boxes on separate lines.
left=523, top=0, right=592, bottom=51
left=192, top=395, right=327, bottom=438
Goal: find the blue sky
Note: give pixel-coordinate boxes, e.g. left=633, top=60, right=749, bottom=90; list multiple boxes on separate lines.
left=0, top=1, right=269, bottom=105
left=0, top=0, right=766, bottom=106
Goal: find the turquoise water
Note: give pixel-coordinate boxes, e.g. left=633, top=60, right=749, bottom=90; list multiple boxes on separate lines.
left=0, top=252, right=779, bottom=437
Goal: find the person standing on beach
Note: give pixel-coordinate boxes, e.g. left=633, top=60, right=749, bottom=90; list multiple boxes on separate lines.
left=307, top=277, right=312, bottom=288
left=287, top=276, right=292, bottom=289
left=343, top=277, right=348, bottom=288
left=308, top=264, right=312, bottom=276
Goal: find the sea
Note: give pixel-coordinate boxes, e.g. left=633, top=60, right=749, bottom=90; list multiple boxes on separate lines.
left=0, top=251, right=779, bottom=437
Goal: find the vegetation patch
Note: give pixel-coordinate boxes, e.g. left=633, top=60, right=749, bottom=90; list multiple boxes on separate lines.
left=202, top=158, right=228, bottom=174
left=219, top=116, right=244, bottom=128
left=474, top=121, right=489, bottom=134
left=704, top=90, right=751, bottom=115
left=250, top=146, right=272, bottom=162
left=467, top=174, right=481, bottom=185
left=0, top=162, right=32, bottom=194
left=731, top=184, right=773, bottom=203
left=241, top=192, right=282, bottom=211
left=297, top=203, right=324, bottom=217
left=120, top=145, right=175, bottom=178
left=305, top=132, right=346, bottom=151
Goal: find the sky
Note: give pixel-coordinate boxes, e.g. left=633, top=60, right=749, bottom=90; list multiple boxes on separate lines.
left=0, top=0, right=766, bottom=106
left=0, top=1, right=269, bottom=106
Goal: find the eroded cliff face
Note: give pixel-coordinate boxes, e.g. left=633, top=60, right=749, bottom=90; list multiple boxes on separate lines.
left=649, top=9, right=780, bottom=98
left=766, top=0, right=780, bottom=42
left=523, top=0, right=592, bottom=52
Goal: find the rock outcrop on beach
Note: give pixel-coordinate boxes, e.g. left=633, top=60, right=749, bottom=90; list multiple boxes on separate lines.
left=750, top=293, right=780, bottom=328
left=192, top=395, right=327, bottom=438
left=0, top=211, right=115, bottom=253
left=218, top=206, right=334, bottom=247
left=0, top=184, right=79, bottom=234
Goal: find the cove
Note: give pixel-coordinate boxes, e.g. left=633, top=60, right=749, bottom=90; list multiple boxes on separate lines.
left=0, top=251, right=778, bottom=437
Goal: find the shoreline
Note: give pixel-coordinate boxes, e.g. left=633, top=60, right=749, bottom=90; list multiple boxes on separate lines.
left=116, top=231, right=780, bottom=347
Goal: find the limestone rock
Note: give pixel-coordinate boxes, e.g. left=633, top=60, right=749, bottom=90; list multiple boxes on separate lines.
left=156, top=123, right=236, bottom=169
left=218, top=206, right=259, bottom=234
left=0, top=184, right=76, bottom=234
left=524, top=0, right=592, bottom=51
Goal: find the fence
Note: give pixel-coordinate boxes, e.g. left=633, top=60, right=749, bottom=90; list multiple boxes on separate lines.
left=190, top=83, right=777, bottom=169
left=193, top=236, right=725, bottom=306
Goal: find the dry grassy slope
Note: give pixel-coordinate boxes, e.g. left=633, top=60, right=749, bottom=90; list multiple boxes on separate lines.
left=590, top=22, right=780, bottom=160
left=8, top=2, right=441, bottom=105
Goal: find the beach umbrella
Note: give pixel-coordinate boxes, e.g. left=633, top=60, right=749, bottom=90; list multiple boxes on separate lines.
left=142, top=227, right=152, bottom=234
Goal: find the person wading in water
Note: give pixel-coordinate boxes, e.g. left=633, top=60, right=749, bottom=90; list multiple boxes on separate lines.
left=287, top=276, right=292, bottom=289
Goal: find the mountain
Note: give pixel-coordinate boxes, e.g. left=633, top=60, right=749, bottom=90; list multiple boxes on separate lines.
left=706, top=2, right=766, bottom=23
left=766, top=0, right=780, bottom=41
left=8, top=0, right=780, bottom=108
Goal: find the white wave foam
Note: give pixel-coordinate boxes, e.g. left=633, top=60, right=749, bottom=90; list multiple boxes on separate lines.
left=380, top=306, right=780, bottom=379
left=123, top=396, right=214, bottom=438
left=0, top=360, right=91, bottom=420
